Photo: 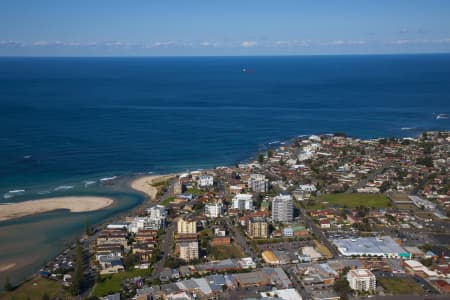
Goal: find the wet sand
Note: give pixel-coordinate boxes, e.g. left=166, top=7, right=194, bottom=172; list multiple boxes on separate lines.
left=0, top=196, right=114, bottom=222
left=130, top=174, right=176, bottom=201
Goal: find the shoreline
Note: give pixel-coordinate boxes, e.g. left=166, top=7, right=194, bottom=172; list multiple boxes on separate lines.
left=0, top=196, right=115, bottom=222
left=130, top=174, right=178, bottom=201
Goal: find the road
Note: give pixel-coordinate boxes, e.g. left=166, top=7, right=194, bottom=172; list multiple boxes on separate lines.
left=150, top=223, right=175, bottom=281
left=282, top=265, right=310, bottom=300
left=347, top=162, right=392, bottom=193
left=225, top=219, right=255, bottom=258
left=298, top=206, right=340, bottom=258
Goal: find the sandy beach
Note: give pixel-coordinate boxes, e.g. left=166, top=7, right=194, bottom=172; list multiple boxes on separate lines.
left=130, top=174, right=177, bottom=201
left=0, top=196, right=114, bottom=222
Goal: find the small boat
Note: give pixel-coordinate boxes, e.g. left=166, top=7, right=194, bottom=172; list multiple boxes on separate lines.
left=436, top=113, right=449, bottom=120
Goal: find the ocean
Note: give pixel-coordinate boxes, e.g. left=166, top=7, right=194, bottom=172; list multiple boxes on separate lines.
left=0, top=54, right=450, bottom=282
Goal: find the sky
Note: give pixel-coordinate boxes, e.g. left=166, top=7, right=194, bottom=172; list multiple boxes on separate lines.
left=1, top=0, right=450, bottom=56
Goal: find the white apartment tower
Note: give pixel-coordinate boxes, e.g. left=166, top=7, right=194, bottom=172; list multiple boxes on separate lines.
left=179, top=241, right=199, bottom=261
left=232, top=194, right=253, bottom=210
left=204, top=202, right=223, bottom=218
left=272, top=194, right=293, bottom=222
left=347, top=269, right=376, bottom=292
left=248, top=174, right=269, bottom=193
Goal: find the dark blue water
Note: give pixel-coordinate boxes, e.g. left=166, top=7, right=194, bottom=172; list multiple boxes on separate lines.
left=0, top=55, right=450, bottom=283
left=1, top=55, right=449, bottom=195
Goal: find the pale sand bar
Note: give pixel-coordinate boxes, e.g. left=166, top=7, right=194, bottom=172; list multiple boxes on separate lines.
left=0, top=196, right=114, bottom=222
left=130, top=174, right=176, bottom=201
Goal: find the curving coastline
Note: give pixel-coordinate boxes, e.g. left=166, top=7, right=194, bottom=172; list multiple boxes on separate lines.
left=130, top=174, right=177, bottom=201
left=0, top=196, right=114, bottom=222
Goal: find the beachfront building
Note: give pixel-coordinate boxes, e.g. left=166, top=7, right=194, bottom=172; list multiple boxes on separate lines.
left=247, top=216, right=268, bottom=239
left=248, top=174, right=269, bottom=193
left=198, top=175, right=214, bottom=187
left=177, top=217, right=197, bottom=234
left=346, top=269, right=376, bottom=292
left=204, top=202, right=223, bottom=218
left=179, top=241, right=199, bottom=261
left=272, top=194, right=294, bottom=223
left=232, top=193, right=253, bottom=210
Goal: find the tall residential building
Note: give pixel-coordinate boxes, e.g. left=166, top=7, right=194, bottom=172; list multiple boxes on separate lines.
left=204, top=202, right=223, bottom=218
left=177, top=217, right=197, bottom=234
left=248, top=174, right=269, bottom=193
left=179, top=241, right=199, bottom=261
left=247, top=217, right=268, bottom=239
left=347, top=269, right=376, bottom=292
left=232, top=194, right=253, bottom=210
left=198, top=175, right=214, bottom=187
left=272, top=194, right=293, bottom=223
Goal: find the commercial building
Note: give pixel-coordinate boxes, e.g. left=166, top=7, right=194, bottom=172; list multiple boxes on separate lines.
left=179, top=241, right=199, bottom=261
left=232, top=194, right=253, bottom=210
left=204, top=202, right=223, bottom=218
left=333, top=236, right=409, bottom=258
left=346, top=269, right=376, bottom=292
left=247, top=216, right=268, bottom=238
left=272, top=194, right=294, bottom=223
left=177, top=217, right=197, bottom=234
left=248, top=174, right=269, bottom=193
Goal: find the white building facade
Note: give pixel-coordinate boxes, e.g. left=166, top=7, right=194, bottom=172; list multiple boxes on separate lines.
left=204, top=202, right=223, bottom=218
left=272, top=194, right=294, bottom=222
left=232, top=194, right=253, bottom=210
left=347, top=269, right=376, bottom=292
left=248, top=174, right=269, bottom=193
left=198, top=175, right=214, bottom=187
left=179, top=241, right=199, bottom=261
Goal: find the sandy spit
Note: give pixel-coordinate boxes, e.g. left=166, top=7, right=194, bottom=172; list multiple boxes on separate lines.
left=0, top=196, right=114, bottom=222
left=130, top=174, right=177, bottom=201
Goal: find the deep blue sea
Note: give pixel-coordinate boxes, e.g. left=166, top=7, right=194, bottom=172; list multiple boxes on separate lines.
left=0, top=55, right=450, bottom=282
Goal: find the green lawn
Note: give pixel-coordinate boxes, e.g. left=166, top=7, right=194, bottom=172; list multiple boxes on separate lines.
left=209, top=243, right=244, bottom=260
left=308, top=193, right=390, bottom=209
left=0, top=277, right=68, bottom=300
left=91, top=268, right=152, bottom=297
left=378, top=277, right=425, bottom=295
left=161, top=196, right=175, bottom=206
left=186, top=188, right=204, bottom=196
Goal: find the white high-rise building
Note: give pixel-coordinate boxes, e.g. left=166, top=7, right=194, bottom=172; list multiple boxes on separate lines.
left=179, top=241, right=199, bottom=261
left=232, top=194, right=253, bottom=210
left=272, top=194, right=293, bottom=222
left=248, top=174, right=269, bottom=193
left=347, top=269, right=376, bottom=292
left=204, top=202, right=223, bottom=218
left=198, top=175, right=214, bottom=187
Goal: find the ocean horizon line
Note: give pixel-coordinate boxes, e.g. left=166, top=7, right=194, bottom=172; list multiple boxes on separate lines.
left=1, top=52, right=450, bottom=59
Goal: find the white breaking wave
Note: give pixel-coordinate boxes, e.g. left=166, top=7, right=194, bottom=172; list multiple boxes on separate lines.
left=54, top=185, right=74, bottom=191
left=3, top=189, right=25, bottom=199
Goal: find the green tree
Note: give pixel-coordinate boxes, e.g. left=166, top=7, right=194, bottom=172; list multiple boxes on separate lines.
left=4, top=277, right=13, bottom=291
left=257, top=153, right=264, bottom=163
left=70, top=242, right=84, bottom=295
left=85, top=219, right=92, bottom=236
left=41, top=293, right=50, bottom=300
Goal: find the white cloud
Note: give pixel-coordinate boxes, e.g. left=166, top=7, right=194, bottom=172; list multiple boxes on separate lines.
left=240, top=41, right=257, bottom=48
left=390, top=38, right=450, bottom=45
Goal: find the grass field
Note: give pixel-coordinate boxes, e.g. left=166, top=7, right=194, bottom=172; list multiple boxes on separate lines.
left=378, top=277, right=425, bottom=295
left=91, top=268, right=152, bottom=297
left=0, top=277, right=68, bottom=300
left=307, top=193, right=390, bottom=209
left=160, top=196, right=175, bottom=206
left=209, top=243, right=244, bottom=260
left=314, top=240, right=333, bottom=258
